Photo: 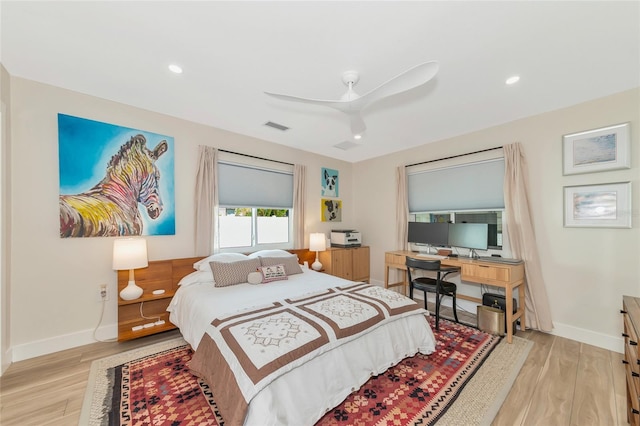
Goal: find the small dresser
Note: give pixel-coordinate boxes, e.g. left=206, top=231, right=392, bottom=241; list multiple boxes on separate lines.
left=622, top=295, right=640, bottom=425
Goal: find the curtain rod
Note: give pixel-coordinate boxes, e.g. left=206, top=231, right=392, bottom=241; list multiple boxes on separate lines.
left=219, top=149, right=294, bottom=166
left=405, top=146, right=503, bottom=168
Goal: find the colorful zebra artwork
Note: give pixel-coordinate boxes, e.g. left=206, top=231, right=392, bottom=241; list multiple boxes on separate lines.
left=58, top=114, right=175, bottom=238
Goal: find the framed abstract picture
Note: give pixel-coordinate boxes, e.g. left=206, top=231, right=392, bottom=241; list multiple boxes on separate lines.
left=563, top=182, right=631, bottom=228
left=321, top=198, right=342, bottom=222
left=58, top=114, right=175, bottom=237
left=321, top=167, right=339, bottom=197
left=562, top=123, right=630, bottom=175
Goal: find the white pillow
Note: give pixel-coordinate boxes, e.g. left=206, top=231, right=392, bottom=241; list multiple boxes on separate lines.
left=193, top=253, right=248, bottom=271
left=247, top=271, right=263, bottom=285
left=178, top=270, right=214, bottom=287
left=248, top=249, right=292, bottom=259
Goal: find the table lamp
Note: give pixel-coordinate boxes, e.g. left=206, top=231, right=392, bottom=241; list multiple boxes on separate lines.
left=309, top=233, right=326, bottom=271
left=113, top=238, right=148, bottom=300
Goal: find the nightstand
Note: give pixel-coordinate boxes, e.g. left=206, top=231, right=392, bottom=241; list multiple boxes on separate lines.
left=117, top=257, right=201, bottom=341
left=318, top=246, right=370, bottom=282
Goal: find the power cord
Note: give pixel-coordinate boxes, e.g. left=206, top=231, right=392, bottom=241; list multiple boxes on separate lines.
left=140, top=301, right=161, bottom=322
left=93, top=298, right=117, bottom=343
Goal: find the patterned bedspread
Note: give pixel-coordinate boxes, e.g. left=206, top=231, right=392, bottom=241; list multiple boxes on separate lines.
left=189, top=282, right=427, bottom=426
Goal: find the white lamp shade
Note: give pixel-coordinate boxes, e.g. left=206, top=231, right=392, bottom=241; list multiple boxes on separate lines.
left=309, top=233, right=326, bottom=252
left=113, top=238, right=148, bottom=270
left=113, top=238, right=148, bottom=301
left=310, top=233, right=326, bottom=271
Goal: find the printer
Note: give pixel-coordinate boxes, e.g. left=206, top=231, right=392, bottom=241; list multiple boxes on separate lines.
left=330, top=230, right=362, bottom=247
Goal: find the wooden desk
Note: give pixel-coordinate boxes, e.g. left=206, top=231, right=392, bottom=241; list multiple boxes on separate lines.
left=385, top=250, right=525, bottom=343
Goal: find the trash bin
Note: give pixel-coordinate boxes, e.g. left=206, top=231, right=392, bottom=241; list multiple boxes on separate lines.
left=477, top=305, right=505, bottom=336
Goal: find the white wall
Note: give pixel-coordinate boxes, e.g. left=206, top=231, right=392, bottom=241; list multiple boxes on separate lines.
left=6, top=74, right=638, bottom=361
left=7, top=76, right=356, bottom=361
left=353, top=87, right=640, bottom=352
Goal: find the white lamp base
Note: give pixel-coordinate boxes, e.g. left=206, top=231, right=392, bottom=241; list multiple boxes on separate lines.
left=120, top=280, right=143, bottom=300
left=312, top=259, right=323, bottom=271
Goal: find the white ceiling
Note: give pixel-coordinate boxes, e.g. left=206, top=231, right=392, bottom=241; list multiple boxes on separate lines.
left=2, top=1, right=639, bottom=163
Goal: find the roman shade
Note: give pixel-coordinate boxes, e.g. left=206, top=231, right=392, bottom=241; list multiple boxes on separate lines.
left=408, top=158, right=505, bottom=212
left=218, top=162, right=293, bottom=208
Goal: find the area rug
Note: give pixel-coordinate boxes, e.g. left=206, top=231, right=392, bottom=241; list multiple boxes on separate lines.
left=80, top=318, right=532, bottom=426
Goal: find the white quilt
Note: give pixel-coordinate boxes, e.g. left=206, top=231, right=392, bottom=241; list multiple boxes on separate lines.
left=168, top=268, right=436, bottom=426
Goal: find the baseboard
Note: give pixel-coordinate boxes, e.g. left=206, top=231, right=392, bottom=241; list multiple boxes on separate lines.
left=370, top=278, right=624, bottom=353
left=550, top=321, right=624, bottom=354
left=11, top=324, right=118, bottom=362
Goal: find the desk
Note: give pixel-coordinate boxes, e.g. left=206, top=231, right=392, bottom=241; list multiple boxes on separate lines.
left=385, top=250, right=525, bottom=343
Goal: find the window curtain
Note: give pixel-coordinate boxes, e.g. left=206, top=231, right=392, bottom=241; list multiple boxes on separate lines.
left=396, top=165, right=409, bottom=251
left=503, top=142, right=553, bottom=332
left=194, top=146, right=218, bottom=256
left=293, top=164, right=306, bottom=248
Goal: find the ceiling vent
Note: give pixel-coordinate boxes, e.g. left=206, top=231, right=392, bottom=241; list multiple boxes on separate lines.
left=264, top=121, right=290, bottom=131
left=333, top=141, right=360, bottom=151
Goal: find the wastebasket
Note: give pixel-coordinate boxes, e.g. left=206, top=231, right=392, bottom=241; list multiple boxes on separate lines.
left=477, top=305, right=505, bottom=336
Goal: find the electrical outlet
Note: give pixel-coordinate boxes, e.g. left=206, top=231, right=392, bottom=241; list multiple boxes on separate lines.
left=97, top=284, right=109, bottom=302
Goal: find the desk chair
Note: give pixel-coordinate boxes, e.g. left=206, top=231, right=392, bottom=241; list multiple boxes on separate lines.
left=406, top=257, right=460, bottom=330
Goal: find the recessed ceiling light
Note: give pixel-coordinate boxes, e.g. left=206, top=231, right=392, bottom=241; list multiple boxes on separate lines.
left=505, top=75, right=520, bottom=85
left=168, top=64, right=183, bottom=74
left=354, top=134, right=362, bottom=140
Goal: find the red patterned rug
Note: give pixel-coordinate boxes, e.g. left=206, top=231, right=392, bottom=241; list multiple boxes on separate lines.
left=97, top=318, right=500, bottom=426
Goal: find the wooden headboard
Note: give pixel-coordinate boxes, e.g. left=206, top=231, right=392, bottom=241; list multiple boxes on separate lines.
left=117, top=249, right=316, bottom=294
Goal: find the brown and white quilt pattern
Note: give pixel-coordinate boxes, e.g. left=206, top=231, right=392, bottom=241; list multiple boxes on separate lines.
left=189, top=282, right=426, bottom=426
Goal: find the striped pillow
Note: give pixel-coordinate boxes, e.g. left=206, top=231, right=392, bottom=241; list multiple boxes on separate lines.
left=210, top=258, right=261, bottom=287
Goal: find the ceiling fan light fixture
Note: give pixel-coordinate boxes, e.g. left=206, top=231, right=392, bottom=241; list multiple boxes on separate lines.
left=353, top=133, right=362, bottom=140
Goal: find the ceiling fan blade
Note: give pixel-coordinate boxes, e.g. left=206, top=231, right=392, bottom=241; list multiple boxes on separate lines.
left=357, top=61, right=439, bottom=109
left=264, top=91, right=349, bottom=111
left=349, top=113, right=367, bottom=136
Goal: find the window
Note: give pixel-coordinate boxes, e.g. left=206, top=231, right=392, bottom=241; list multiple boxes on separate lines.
left=412, top=210, right=504, bottom=249
left=217, top=154, right=294, bottom=251
left=218, top=208, right=291, bottom=249
left=407, top=150, right=508, bottom=254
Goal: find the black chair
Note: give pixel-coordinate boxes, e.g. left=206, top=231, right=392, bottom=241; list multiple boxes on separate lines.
left=406, top=257, right=460, bottom=330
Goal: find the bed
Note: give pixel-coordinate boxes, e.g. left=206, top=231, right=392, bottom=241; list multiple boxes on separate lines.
left=167, top=249, right=436, bottom=426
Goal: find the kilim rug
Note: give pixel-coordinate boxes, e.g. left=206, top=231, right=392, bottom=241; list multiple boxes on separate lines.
left=80, top=318, right=532, bottom=426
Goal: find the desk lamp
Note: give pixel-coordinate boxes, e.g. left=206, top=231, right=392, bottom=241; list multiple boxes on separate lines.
left=113, top=238, right=148, bottom=300
left=309, top=233, right=327, bottom=271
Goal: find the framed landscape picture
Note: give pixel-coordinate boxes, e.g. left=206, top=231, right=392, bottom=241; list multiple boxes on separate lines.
left=562, top=123, right=630, bottom=175
left=564, top=182, right=631, bottom=228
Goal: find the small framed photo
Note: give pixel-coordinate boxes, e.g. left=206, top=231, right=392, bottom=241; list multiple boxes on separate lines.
left=321, top=198, right=342, bottom=222
left=564, top=182, right=631, bottom=228
left=562, top=123, right=630, bottom=175
left=321, top=167, right=339, bottom=197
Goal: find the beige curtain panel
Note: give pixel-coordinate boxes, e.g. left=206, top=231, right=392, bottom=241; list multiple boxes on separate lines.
left=194, top=145, right=218, bottom=257
left=396, top=165, right=409, bottom=251
left=293, top=164, right=306, bottom=249
left=503, top=142, right=553, bottom=332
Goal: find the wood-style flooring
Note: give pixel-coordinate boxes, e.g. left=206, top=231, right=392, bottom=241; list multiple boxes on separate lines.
left=0, top=306, right=628, bottom=426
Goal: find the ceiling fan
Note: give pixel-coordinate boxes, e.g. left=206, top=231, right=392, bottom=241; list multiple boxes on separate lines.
left=264, top=61, right=439, bottom=138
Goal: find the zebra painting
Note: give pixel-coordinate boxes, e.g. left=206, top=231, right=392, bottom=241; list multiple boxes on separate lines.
left=60, top=134, right=169, bottom=237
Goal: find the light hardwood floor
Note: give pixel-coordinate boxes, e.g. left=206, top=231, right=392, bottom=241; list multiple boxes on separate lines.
left=0, top=310, right=628, bottom=426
